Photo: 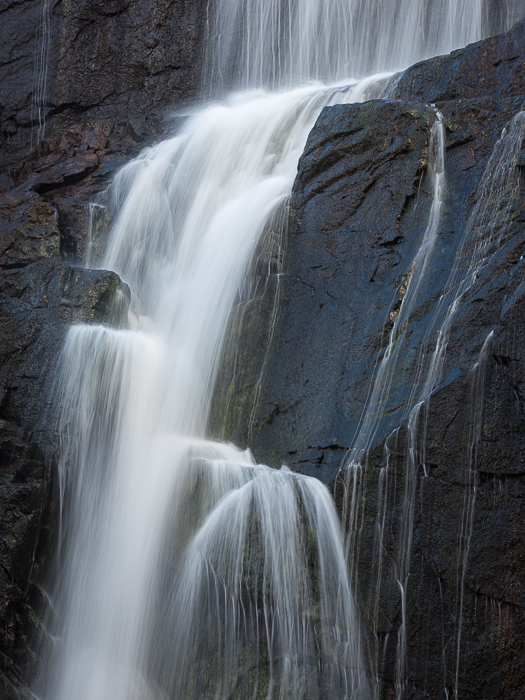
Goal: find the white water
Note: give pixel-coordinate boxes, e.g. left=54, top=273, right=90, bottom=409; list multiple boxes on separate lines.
left=43, top=82, right=378, bottom=700
left=206, top=0, right=523, bottom=90
left=41, top=1, right=524, bottom=699
left=150, top=451, right=365, bottom=699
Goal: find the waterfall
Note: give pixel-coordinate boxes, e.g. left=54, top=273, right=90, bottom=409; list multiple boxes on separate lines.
left=206, top=0, right=522, bottom=90
left=39, top=1, right=523, bottom=699
left=42, top=82, right=379, bottom=700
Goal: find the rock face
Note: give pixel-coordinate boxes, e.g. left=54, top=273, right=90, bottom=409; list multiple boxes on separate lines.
left=0, top=0, right=183, bottom=693
left=214, top=18, right=525, bottom=700
left=0, top=0, right=205, bottom=169
left=393, top=14, right=525, bottom=103
left=0, top=261, right=130, bottom=696
left=2, top=1, right=525, bottom=698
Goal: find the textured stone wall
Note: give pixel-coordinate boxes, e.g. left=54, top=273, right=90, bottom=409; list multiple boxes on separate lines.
left=0, top=0, right=205, bottom=169
left=214, top=18, right=525, bottom=700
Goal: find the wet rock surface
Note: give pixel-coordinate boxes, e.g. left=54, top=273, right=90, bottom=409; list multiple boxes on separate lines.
left=215, top=18, right=525, bottom=700
left=0, top=0, right=203, bottom=693
left=0, top=190, right=60, bottom=267
left=0, top=261, right=129, bottom=695
left=1, top=3, right=525, bottom=699
left=0, top=0, right=204, bottom=168
left=393, top=17, right=525, bottom=104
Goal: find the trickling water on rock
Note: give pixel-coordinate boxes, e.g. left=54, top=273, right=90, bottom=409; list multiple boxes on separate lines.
left=31, top=0, right=53, bottom=147
left=342, top=108, right=525, bottom=699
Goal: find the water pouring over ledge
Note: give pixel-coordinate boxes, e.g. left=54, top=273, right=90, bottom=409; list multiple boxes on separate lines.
left=44, top=80, right=378, bottom=700
left=39, top=1, right=523, bottom=699
left=206, top=0, right=523, bottom=91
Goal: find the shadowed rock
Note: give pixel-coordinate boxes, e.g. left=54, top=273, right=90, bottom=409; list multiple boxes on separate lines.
left=213, top=24, right=525, bottom=700
left=0, top=260, right=130, bottom=693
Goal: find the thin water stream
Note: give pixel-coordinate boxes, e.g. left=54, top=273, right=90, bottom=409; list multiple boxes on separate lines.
left=342, top=110, right=525, bottom=698
left=39, top=1, right=523, bottom=698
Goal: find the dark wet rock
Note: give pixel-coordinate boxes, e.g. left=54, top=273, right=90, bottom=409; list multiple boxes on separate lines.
left=0, top=0, right=63, bottom=169
left=210, top=204, right=289, bottom=444
left=53, top=0, right=204, bottom=119
left=214, top=46, right=525, bottom=700
left=27, top=152, right=100, bottom=195
left=0, top=261, right=130, bottom=435
left=56, top=198, right=113, bottom=264
left=0, top=0, right=205, bottom=168
left=393, top=17, right=525, bottom=103
left=10, top=117, right=168, bottom=197
left=0, top=190, right=60, bottom=267
left=0, top=261, right=129, bottom=693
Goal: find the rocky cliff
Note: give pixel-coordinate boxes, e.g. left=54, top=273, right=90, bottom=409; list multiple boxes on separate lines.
left=0, top=0, right=205, bottom=695
left=0, top=0, right=204, bottom=169
left=213, top=17, right=525, bottom=700
left=1, top=4, right=525, bottom=699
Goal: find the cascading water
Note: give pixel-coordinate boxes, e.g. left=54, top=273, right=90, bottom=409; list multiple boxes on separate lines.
left=150, top=452, right=365, bottom=699
left=38, top=1, right=524, bottom=699
left=206, top=0, right=523, bottom=90
left=42, top=83, right=377, bottom=700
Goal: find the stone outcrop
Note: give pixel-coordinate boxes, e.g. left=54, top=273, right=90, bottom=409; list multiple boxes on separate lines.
left=0, top=261, right=129, bottom=696
left=393, top=15, right=525, bottom=103
left=0, top=0, right=204, bottom=169
left=213, top=18, right=525, bottom=700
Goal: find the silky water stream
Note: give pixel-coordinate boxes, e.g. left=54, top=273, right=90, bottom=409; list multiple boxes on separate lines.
left=39, top=1, right=523, bottom=699
left=44, top=81, right=377, bottom=700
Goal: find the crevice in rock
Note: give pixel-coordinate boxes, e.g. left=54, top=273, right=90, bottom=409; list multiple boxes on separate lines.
left=469, top=588, right=525, bottom=613
left=379, top=235, right=404, bottom=248
left=478, top=470, right=525, bottom=481
left=32, top=167, right=98, bottom=195
left=492, top=353, right=513, bottom=366
left=0, top=262, right=31, bottom=270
